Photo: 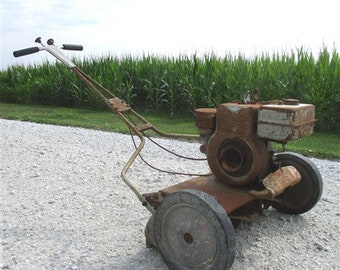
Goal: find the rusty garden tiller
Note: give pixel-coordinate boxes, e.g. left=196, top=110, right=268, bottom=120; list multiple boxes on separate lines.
left=14, top=38, right=323, bottom=270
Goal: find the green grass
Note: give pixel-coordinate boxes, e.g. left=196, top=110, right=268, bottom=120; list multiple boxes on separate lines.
left=1, top=102, right=339, bottom=160
left=272, top=133, right=340, bottom=160
left=0, top=102, right=197, bottom=134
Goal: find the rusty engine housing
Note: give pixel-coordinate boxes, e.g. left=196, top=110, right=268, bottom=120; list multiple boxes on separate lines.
left=195, top=100, right=315, bottom=187
left=197, top=103, right=270, bottom=186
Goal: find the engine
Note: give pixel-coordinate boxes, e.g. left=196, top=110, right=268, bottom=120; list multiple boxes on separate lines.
left=195, top=98, right=316, bottom=186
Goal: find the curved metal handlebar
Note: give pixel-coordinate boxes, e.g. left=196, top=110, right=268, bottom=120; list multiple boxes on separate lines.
left=13, top=44, right=83, bottom=58
left=13, top=37, right=83, bottom=68
left=12, top=37, right=198, bottom=213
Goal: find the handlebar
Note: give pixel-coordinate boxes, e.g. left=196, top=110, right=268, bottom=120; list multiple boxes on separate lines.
left=12, top=38, right=83, bottom=68
left=62, top=44, right=83, bottom=51
left=13, top=42, right=83, bottom=58
left=13, top=47, right=40, bottom=57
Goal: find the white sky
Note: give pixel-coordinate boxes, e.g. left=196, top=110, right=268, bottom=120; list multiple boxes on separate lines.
left=1, top=0, right=339, bottom=70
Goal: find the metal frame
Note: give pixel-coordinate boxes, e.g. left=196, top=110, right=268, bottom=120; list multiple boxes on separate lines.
left=31, top=42, right=198, bottom=213
left=72, top=66, right=199, bottom=213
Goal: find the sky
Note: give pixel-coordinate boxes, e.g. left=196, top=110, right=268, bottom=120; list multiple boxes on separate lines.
left=1, top=0, right=339, bottom=70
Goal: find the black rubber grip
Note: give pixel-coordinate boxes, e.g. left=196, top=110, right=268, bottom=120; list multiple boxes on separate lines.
left=62, top=44, right=83, bottom=51
left=13, top=47, right=40, bottom=57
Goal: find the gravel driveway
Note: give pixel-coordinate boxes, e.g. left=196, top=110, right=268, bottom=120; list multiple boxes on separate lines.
left=1, top=119, right=339, bottom=270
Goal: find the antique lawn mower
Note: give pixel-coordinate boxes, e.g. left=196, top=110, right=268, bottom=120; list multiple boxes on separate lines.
left=14, top=38, right=323, bottom=270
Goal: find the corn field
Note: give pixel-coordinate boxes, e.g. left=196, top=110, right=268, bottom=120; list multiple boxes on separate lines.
left=0, top=48, right=339, bottom=132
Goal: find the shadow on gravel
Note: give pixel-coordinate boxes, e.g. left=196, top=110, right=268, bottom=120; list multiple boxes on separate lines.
left=82, top=248, right=167, bottom=270
left=232, top=207, right=309, bottom=267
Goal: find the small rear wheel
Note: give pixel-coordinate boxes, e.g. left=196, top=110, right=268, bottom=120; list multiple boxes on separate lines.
left=153, top=189, right=235, bottom=270
left=271, top=152, right=323, bottom=215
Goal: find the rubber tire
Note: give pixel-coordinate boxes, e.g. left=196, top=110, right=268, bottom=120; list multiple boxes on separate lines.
left=271, top=152, right=323, bottom=215
left=153, top=189, right=235, bottom=270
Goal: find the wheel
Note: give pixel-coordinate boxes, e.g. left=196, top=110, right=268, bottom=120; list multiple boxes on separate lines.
left=153, top=189, right=236, bottom=270
left=270, top=152, right=323, bottom=214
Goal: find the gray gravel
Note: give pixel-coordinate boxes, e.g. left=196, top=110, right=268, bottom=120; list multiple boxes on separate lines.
left=1, top=119, right=339, bottom=270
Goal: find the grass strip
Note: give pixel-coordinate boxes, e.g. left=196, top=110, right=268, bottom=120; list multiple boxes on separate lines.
left=1, top=102, right=339, bottom=159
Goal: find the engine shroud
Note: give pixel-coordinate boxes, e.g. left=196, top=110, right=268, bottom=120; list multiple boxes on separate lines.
left=205, top=103, right=271, bottom=186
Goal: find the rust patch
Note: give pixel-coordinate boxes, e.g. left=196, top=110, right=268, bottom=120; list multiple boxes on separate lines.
left=195, top=108, right=217, bottom=132
left=108, top=97, right=130, bottom=112
left=257, top=102, right=316, bottom=142
left=262, top=166, right=301, bottom=197
left=206, top=103, right=270, bottom=186
left=158, top=175, right=256, bottom=213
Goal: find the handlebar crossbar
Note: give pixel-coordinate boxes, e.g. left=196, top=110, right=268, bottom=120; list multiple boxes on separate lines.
left=13, top=40, right=83, bottom=68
